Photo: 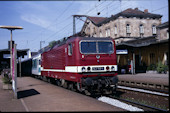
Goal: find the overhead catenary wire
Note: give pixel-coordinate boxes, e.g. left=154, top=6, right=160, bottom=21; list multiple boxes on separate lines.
left=19, top=0, right=168, bottom=51
left=151, top=5, right=168, bottom=12
left=29, top=16, right=85, bottom=50
left=18, top=1, right=75, bottom=48
left=20, top=1, right=111, bottom=49
left=40, top=1, right=75, bottom=34
left=37, top=1, right=107, bottom=42
left=25, top=1, right=134, bottom=50
left=34, top=2, right=75, bottom=38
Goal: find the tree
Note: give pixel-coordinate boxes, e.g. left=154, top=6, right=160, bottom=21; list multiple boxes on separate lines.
left=49, top=40, right=57, bottom=48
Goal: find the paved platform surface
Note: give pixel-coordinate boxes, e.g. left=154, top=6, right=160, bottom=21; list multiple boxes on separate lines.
left=118, top=73, right=169, bottom=86
left=0, top=76, right=124, bottom=112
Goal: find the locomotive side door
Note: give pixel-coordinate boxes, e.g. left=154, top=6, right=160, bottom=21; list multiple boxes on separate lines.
left=65, top=41, right=78, bottom=72
left=65, top=43, right=72, bottom=67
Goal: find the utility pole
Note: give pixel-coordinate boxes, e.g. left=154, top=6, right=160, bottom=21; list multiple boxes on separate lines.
left=119, top=0, right=122, bottom=12
left=72, top=15, right=88, bottom=36
left=40, top=41, right=45, bottom=50
left=73, top=15, right=76, bottom=36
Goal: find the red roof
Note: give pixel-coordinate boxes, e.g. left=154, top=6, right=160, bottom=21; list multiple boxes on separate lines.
left=121, top=8, right=151, bottom=15
left=87, top=16, right=106, bottom=25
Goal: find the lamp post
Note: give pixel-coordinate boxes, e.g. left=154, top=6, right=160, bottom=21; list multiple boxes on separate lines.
left=0, top=25, right=23, bottom=99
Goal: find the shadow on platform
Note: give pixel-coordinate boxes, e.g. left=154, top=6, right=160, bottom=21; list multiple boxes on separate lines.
left=17, top=89, right=40, bottom=99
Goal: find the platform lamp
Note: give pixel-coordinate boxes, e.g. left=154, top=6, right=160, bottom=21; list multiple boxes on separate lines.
left=0, top=25, right=23, bottom=99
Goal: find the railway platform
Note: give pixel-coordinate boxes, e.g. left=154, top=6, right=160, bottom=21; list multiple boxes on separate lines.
left=0, top=76, right=124, bottom=112
left=117, top=73, right=169, bottom=92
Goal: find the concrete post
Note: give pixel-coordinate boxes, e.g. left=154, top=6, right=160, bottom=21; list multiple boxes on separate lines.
left=12, top=44, right=17, bottom=99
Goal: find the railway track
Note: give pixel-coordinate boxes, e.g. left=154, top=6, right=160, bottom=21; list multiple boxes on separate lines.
left=98, top=95, right=168, bottom=111
left=118, top=80, right=169, bottom=93
left=103, top=85, right=169, bottom=111
left=117, top=85, right=169, bottom=97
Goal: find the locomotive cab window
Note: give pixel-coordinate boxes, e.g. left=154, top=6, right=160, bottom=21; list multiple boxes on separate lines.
left=81, top=42, right=96, bottom=53
left=68, top=43, right=73, bottom=56
left=80, top=41, right=113, bottom=54
left=98, top=42, right=113, bottom=54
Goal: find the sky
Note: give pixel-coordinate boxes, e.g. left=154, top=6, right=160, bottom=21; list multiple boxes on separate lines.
left=0, top=0, right=169, bottom=53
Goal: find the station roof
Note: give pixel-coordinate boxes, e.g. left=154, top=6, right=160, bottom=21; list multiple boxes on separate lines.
left=157, top=21, right=169, bottom=29
left=0, top=48, right=29, bottom=58
left=116, top=36, right=168, bottom=49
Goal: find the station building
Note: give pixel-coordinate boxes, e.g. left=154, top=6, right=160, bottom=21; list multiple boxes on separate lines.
left=80, top=8, right=169, bottom=73
left=0, top=41, right=29, bottom=73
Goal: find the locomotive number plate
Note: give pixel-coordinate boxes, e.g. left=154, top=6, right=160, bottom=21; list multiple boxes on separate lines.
left=92, top=67, right=104, bottom=70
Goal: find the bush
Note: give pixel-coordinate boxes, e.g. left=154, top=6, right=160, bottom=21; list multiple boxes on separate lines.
left=156, top=61, right=168, bottom=74
left=147, top=64, right=156, bottom=71
left=2, top=74, right=12, bottom=84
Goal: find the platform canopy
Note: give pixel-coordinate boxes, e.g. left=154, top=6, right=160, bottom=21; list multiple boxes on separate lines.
left=0, top=25, right=23, bottom=30
left=0, top=48, right=29, bottom=58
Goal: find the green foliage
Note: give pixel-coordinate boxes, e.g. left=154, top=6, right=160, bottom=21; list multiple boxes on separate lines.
left=156, top=61, right=168, bottom=74
left=2, top=74, right=12, bottom=84
left=49, top=40, right=57, bottom=48
left=147, top=62, right=169, bottom=74
left=147, top=64, right=156, bottom=71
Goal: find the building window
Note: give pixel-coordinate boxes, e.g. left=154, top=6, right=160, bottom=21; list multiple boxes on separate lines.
left=105, top=28, right=110, bottom=37
left=164, top=52, right=169, bottom=65
left=167, top=30, right=169, bottom=39
left=93, top=27, right=95, bottom=33
left=107, top=28, right=110, bottom=37
left=99, top=31, right=103, bottom=37
left=93, top=33, right=97, bottom=37
left=87, top=27, right=90, bottom=34
left=152, top=25, right=156, bottom=35
left=139, top=24, right=144, bottom=37
left=114, top=25, right=118, bottom=36
left=105, top=29, right=108, bottom=37
left=126, top=24, right=131, bottom=37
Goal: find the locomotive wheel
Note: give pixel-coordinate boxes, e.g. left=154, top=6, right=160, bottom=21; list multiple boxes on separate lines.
left=43, top=76, right=47, bottom=82
left=47, top=77, right=51, bottom=83
left=50, top=78, right=56, bottom=84
left=84, top=90, right=91, bottom=96
left=112, top=84, right=117, bottom=94
left=68, top=83, right=73, bottom=90
left=39, top=76, right=43, bottom=80
left=68, top=83, right=77, bottom=91
left=56, top=79, right=61, bottom=86
left=62, top=81, right=68, bottom=88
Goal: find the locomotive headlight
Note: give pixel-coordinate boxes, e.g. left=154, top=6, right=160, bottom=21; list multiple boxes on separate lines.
left=87, top=67, right=91, bottom=71
left=111, top=66, right=115, bottom=71
left=106, top=66, right=110, bottom=71
left=82, top=67, right=86, bottom=72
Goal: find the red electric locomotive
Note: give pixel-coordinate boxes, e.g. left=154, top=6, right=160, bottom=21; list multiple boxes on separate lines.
left=41, top=36, right=118, bottom=95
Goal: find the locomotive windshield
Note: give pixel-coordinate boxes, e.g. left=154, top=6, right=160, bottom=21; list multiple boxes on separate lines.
left=80, top=41, right=113, bottom=54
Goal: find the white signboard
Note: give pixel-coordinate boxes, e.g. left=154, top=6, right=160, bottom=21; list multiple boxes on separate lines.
left=116, top=50, right=128, bottom=54
left=3, top=54, right=11, bottom=58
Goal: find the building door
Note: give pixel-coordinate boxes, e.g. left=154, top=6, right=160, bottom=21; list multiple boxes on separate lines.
left=135, top=55, right=139, bottom=66
left=135, top=55, right=140, bottom=73
left=150, top=53, right=156, bottom=65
